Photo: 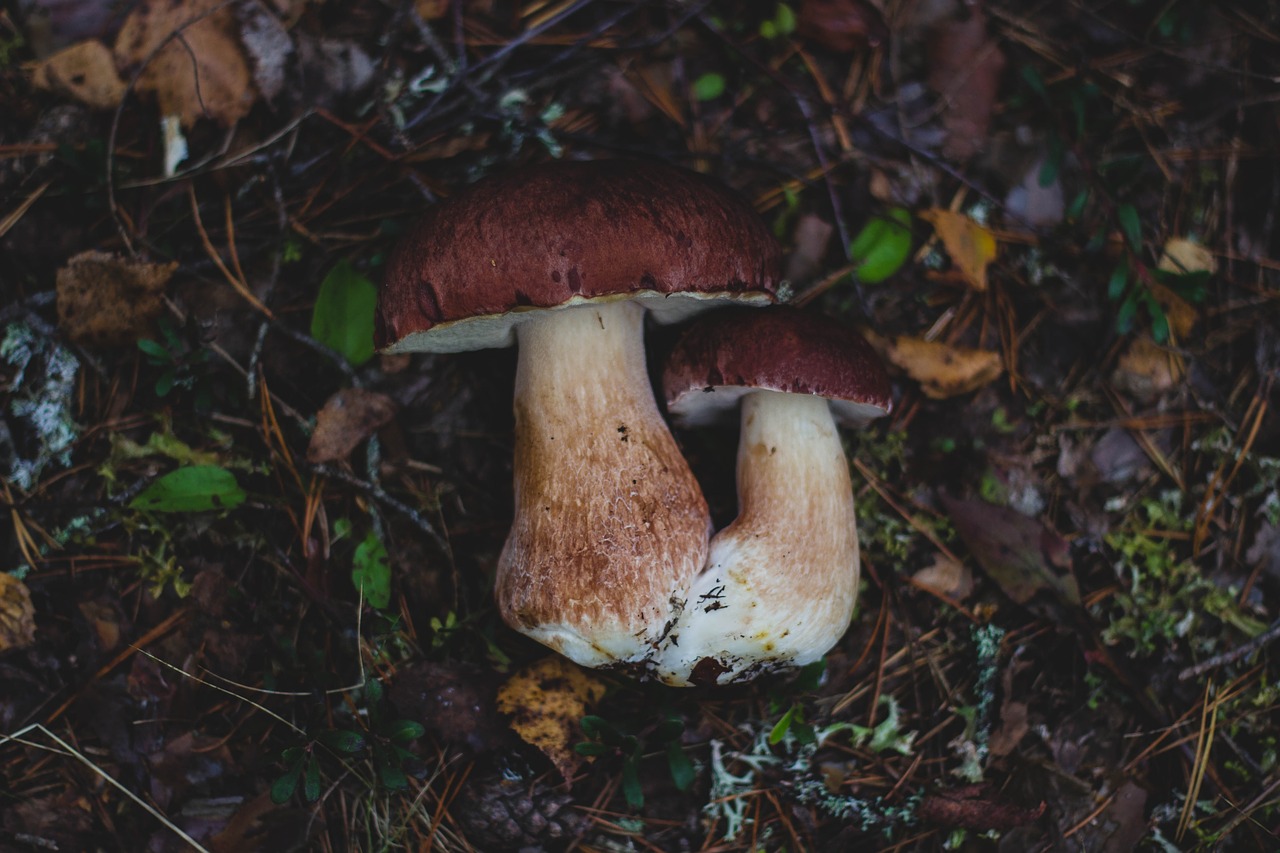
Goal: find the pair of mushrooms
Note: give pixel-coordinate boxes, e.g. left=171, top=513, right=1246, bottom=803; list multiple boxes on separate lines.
left=375, top=160, right=891, bottom=686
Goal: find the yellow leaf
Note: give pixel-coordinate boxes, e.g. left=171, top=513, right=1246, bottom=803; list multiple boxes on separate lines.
left=496, top=656, right=606, bottom=782
left=1154, top=237, right=1213, bottom=340
left=870, top=333, right=1003, bottom=399
left=920, top=209, right=998, bottom=291
left=1112, top=335, right=1183, bottom=402
left=0, top=573, right=37, bottom=653
left=29, top=41, right=126, bottom=110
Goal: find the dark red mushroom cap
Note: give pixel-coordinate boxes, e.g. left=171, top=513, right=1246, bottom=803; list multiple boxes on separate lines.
left=663, top=306, right=893, bottom=427
left=376, top=160, right=782, bottom=353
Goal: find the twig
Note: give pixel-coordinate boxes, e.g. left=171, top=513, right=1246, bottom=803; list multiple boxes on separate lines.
left=311, top=463, right=452, bottom=557
left=1179, top=617, right=1280, bottom=682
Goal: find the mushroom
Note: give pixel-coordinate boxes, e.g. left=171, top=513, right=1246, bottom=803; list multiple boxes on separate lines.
left=375, top=160, right=781, bottom=668
left=655, top=307, right=892, bottom=685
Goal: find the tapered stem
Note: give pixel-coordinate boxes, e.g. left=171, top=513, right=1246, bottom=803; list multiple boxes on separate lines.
left=497, top=300, right=710, bottom=667
left=657, top=389, right=859, bottom=685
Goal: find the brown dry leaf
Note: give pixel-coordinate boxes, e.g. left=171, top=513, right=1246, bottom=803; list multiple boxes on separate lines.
left=911, top=553, right=974, bottom=600
left=797, top=0, right=885, bottom=52
left=114, top=0, right=255, bottom=127
left=783, top=213, right=834, bottom=284
left=869, top=333, right=1003, bottom=399
left=496, top=655, right=607, bottom=782
left=415, top=0, right=450, bottom=19
left=307, top=388, right=398, bottom=464
left=926, top=8, right=1006, bottom=161
left=0, top=573, right=37, bottom=652
left=1112, top=335, right=1184, bottom=402
left=920, top=209, right=998, bottom=291
left=1153, top=237, right=1213, bottom=340
left=30, top=40, right=126, bottom=109
left=56, top=251, right=176, bottom=347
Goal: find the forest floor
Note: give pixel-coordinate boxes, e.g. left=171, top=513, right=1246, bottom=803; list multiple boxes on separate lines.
left=2, top=1, right=1279, bottom=850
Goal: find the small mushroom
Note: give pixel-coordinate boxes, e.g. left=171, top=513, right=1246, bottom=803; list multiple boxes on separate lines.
left=376, top=160, right=780, bottom=668
left=656, top=307, right=892, bottom=685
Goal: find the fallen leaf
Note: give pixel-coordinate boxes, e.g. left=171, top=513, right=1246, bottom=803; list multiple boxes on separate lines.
left=920, top=209, right=998, bottom=291
left=783, top=213, right=834, bottom=284
left=988, top=659, right=1029, bottom=757
left=0, top=573, right=37, bottom=652
left=56, top=251, right=176, bottom=347
left=868, top=332, right=1003, bottom=398
left=1154, top=237, right=1213, bottom=340
left=926, top=8, right=1006, bottom=161
left=911, top=553, right=974, bottom=600
left=797, top=0, right=885, bottom=52
left=942, top=496, right=1081, bottom=619
left=114, top=0, right=256, bottom=127
left=307, top=388, right=397, bottom=464
left=29, top=40, right=126, bottom=109
left=415, top=0, right=450, bottom=19
left=496, top=656, right=607, bottom=782
left=917, top=784, right=1046, bottom=831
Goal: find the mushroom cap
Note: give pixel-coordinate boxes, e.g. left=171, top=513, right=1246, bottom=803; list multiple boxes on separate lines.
left=376, top=160, right=782, bottom=353
left=663, top=306, right=893, bottom=428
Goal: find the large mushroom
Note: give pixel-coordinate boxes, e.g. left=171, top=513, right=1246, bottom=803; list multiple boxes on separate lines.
left=376, top=160, right=780, bottom=668
left=655, top=307, right=892, bottom=686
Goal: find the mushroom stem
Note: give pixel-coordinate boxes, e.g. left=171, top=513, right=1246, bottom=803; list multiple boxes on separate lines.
left=658, top=389, right=859, bottom=685
left=498, top=300, right=710, bottom=667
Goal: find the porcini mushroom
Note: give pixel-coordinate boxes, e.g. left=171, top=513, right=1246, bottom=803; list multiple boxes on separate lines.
left=375, top=160, right=780, bottom=668
left=655, top=307, right=892, bottom=685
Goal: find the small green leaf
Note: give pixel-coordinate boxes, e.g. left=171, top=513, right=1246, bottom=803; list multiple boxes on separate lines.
left=580, top=715, right=614, bottom=742
left=1066, top=189, right=1089, bottom=221
left=667, top=741, right=695, bottom=791
left=1107, top=261, right=1130, bottom=301
left=574, top=741, right=610, bottom=756
left=375, top=746, right=409, bottom=790
left=303, top=754, right=322, bottom=802
left=137, top=339, right=171, bottom=363
left=383, top=720, right=425, bottom=743
left=692, top=72, right=726, bottom=101
left=653, top=717, right=684, bottom=744
left=270, top=769, right=299, bottom=804
left=1020, top=66, right=1048, bottom=101
left=280, top=746, right=305, bottom=764
left=774, top=3, right=796, bottom=36
left=1117, top=203, right=1142, bottom=252
left=316, top=729, right=366, bottom=754
left=352, top=531, right=391, bottom=609
left=310, top=259, right=378, bottom=366
left=769, top=704, right=798, bottom=744
left=621, top=756, right=644, bottom=809
left=363, top=677, right=384, bottom=705
left=130, top=466, right=246, bottom=513
left=849, top=208, right=912, bottom=284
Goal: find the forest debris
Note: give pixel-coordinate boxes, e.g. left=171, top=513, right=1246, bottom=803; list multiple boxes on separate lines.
left=235, top=1, right=292, bottom=102
left=917, top=784, right=1046, bottom=831
left=926, top=6, right=1006, bottom=161
left=307, top=389, right=397, bottom=464
left=56, top=251, right=175, bottom=347
left=911, top=553, right=974, bottom=600
left=389, top=662, right=508, bottom=753
left=114, top=0, right=256, bottom=127
left=29, top=40, right=126, bottom=109
left=1, top=323, right=80, bottom=491
left=942, top=496, right=1081, bottom=619
left=797, top=0, right=885, bottom=52
left=0, top=573, right=37, bottom=652
left=867, top=332, right=1003, bottom=398
left=496, top=656, right=606, bottom=781
left=1112, top=335, right=1183, bottom=402
left=919, top=209, right=998, bottom=291
left=783, top=213, right=834, bottom=284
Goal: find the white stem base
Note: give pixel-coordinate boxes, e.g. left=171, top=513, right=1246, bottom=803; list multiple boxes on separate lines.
left=655, top=390, right=859, bottom=685
left=497, top=301, right=710, bottom=667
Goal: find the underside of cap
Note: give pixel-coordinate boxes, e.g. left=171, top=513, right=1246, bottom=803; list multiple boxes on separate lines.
left=663, top=306, right=893, bottom=427
left=376, top=159, right=782, bottom=352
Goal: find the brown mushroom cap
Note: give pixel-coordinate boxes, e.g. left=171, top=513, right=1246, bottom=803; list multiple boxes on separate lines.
left=663, top=306, right=893, bottom=428
left=376, top=160, right=782, bottom=354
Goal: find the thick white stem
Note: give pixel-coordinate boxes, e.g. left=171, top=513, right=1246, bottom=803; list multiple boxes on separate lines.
left=496, top=301, right=710, bottom=667
left=656, top=389, right=859, bottom=685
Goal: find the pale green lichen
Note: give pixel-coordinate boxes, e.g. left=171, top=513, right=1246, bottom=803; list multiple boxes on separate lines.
left=2, top=322, right=80, bottom=492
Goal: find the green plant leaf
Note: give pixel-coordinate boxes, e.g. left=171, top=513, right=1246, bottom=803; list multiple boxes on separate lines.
left=130, top=466, right=246, bottom=513
left=692, top=72, right=725, bottom=101
left=849, top=208, right=912, bottom=284
left=769, top=704, right=798, bottom=744
left=303, top=754, right=321, bottom=802
left=621, top=756, right=644, bottom=809
left=316, top=729, right=366, bottom=754
left=137, top=338, right=171, bottom=363
left=310, top=259, right=377, bottom=366
left=375, top=745, right=409, bottom=790
left=383, top=720, right=425, bottom=743
left=667, top=740, right=695, bottom=791
left=1117, top=203, right=1142, bottom=252
left=352, top=530, right=391, bottom=609
left=270, top=769, right=299, bottom=804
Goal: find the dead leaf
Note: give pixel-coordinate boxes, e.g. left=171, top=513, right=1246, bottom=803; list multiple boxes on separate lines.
left=868, top=332, right=1003, bottom=398
left=415, top=0, right=450, bottom=19
left=988, top=658, right=1029, bottom=757
left=496, top=656, right=606, bottom=782
left=920, top=209, right=998, bottom=291
left=0, top=573, right=37, bottom=652
left=114, top=0, right=256, bottom=127
left=783, top=213, right=834, bottom=284
left=1153, top=237, right=1212, bottom=341
left=798, top=0, right=885, bottom=52
left=942, top=496, right=1081, bottom=619
left=926, top=8, right=1006, bottom=161
left=307, top=388, right=398, bottom=464
left=911, top=553, right=974, bottom=600
left=1112, top=335, right=1183, bottom=402
left=56, top=251, right=176, bottom=347
left=29, top=40, right=126, bottom=109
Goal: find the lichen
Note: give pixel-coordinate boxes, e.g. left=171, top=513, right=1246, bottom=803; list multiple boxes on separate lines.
left=2, top=322, right=81, bottom=492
